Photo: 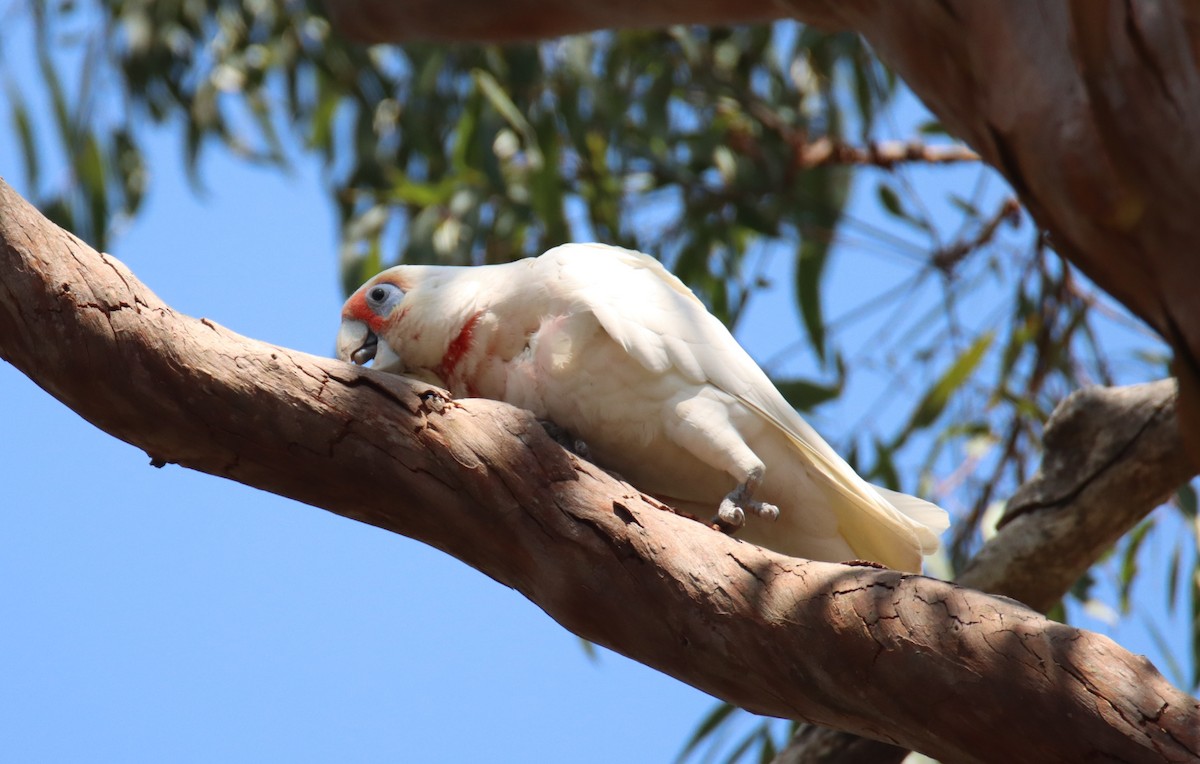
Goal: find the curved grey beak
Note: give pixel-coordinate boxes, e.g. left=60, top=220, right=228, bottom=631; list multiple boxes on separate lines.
left=337, top=318, right=403, bottom=372
left=337, top=319, right=377, bottom=365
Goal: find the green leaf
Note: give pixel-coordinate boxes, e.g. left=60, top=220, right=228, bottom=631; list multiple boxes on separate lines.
left=390, top=175, right=458, bottom=207
left=948, top=194, right=982, bottom=219
left=1167, top=542, right=1181, bottom=613
left=77, top=132, right=109, bottom=249
left=896, top=331, right=995, bottom=447
left=41, top=197, right=75, bottom=237
left=1045, top=601, right=1066, bottom=624
left=1069, top=569, right=1095, bottom=603
left=870, top=436, right=900, bottom=490
left=795, top=235, right=830, bottom=363
left=529, top=114, right=567, bottom=245
left=774, top=355, right=845, bottom=412
left=775, top=377, right=840, bottom=412
left=450, top=88, right=481, bottom=175
left=184, top=119, right=206, bottom=192
left=37, top=45, right=72, bottom=163
left=7, top=84, right=41, bottom=188
left=850, top=52, right=875, bottom=139
left=757, top=727, right=778, bottom=764
left=247, top=90, right=287, bottom=165
left=673, top=235, right=711, bottom=300
left=877, top=183, right=904, bottom=217
left=113, top=129, right=146, bottom=217
left=1191, top=572, right=1200, bottom=689
left=577, top=637, right=599, bottom=663
left=675, top=702, right=739, bottom=764
left=1177, top=483, right=1197, bottom=519
left=876, top=181, right=930, bottom=232
left=918, top=119, right=947, bottom=136
left=308, top=72, right=340, bottom=159
left=472, top=68, right=542, bottom=170
left=1118, top=520, right=1153, bottom=613
left=722, top=723, right=766, bottom=764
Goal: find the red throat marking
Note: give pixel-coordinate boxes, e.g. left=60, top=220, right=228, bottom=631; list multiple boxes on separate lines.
left=438, top=311, right=482, bottom=387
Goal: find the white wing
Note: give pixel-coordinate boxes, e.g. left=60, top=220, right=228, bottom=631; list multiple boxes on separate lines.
left=537, top=243, right=948, bottom=567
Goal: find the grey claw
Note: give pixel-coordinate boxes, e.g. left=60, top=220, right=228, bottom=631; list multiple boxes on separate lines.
left=711, top=481, right=779, bottom=533
left=539, top=419, right=591, bottom=459
left=749, top=500, right=780, bottom=521
left=715, top=498, right=746, bottom=528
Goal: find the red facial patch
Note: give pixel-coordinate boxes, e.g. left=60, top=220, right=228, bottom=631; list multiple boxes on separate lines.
left=438, top=311, right=482, bottom=383
left=344, top=288, right=388, bottom=333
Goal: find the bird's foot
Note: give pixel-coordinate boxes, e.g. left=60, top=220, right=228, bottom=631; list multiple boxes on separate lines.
left=714, top=497, right=745, bottom=529
left=538, top=420, right=592, bottom=460
left=712, top=482, right=779, bottom=532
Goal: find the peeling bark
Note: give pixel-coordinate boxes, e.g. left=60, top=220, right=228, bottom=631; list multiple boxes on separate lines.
left=2, top=180, right=1199, bottom=761
left=322, top=0, right=1200, bottom=463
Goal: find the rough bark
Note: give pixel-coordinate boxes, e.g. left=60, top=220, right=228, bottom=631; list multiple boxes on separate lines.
left=321, top=0, right=1200, bottom=462
left=962, top=379, right=1193, bottom=611
left=779, top=379, right=1196, bottom=763
left=3, top=183, right=1200, bottom=760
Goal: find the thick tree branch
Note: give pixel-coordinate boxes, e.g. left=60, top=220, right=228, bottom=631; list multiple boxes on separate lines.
left=779, top=379, right=1196, bottom=763
left=2, top=181, right=1199, bottom=761
left=324, top=0, right=1200, bottom=461
left=963, top=379, right=1193, bottom=610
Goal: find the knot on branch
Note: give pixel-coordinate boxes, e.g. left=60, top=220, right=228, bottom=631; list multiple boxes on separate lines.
left=1002, top=379, right=1185, bottom=525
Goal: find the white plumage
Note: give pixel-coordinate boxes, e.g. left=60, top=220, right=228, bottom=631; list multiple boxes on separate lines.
left=337, top=243, right=948, bottom=571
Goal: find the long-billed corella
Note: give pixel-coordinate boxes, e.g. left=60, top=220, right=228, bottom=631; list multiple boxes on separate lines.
left=337, top=243, right=948, bottom=572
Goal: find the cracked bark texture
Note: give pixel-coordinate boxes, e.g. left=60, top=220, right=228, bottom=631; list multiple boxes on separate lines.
left=961, top=379, right=1194, bottom=612
left=3, top=178, right=1200, bottom=760
left=778, top=379, right=1196, bottom=763
left=322, top=0, right=1200, bottom=465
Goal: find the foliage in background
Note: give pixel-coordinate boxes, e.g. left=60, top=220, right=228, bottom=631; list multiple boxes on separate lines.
left=2, top=0, right=1194, bottom=760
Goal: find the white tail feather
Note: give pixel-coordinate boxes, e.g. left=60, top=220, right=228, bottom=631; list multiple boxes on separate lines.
left=871, top=485, right=949, bottom=554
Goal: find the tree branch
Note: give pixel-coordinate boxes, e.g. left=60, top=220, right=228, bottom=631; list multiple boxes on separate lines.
left=963, top=379, right=1193, bottom=610
left=2, top=180, right=1198, bottom=761
left=794, top=139, right=980, bottom=169
left=778, top=379, right=1197, bottom=763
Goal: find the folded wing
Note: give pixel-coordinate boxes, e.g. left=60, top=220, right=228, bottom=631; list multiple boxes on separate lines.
left=540, top=243, right=948, bottom=571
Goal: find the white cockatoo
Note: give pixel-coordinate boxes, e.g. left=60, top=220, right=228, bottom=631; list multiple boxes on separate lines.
left=336, top=243, right=948, bottom=571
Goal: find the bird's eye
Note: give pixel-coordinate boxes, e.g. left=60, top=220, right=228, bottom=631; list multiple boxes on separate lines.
left=364, top=282, right=403, bottom=316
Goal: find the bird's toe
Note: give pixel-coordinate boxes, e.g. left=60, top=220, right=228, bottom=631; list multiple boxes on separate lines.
left=715, top=497, right=746, bottom=528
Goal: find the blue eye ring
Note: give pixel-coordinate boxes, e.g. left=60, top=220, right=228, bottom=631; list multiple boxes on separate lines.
left=365, top=282, right=403, bottom=316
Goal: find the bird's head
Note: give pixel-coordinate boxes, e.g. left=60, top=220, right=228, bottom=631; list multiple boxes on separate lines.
left=337, top=263, right=486, bottom=379
left=337, top=269, right=410, bottom=373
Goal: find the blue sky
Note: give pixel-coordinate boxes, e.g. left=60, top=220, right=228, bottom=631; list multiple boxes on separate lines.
left=1, top=134, right=733, bottom=762
left=0, top=16, right=1193, bottom=764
